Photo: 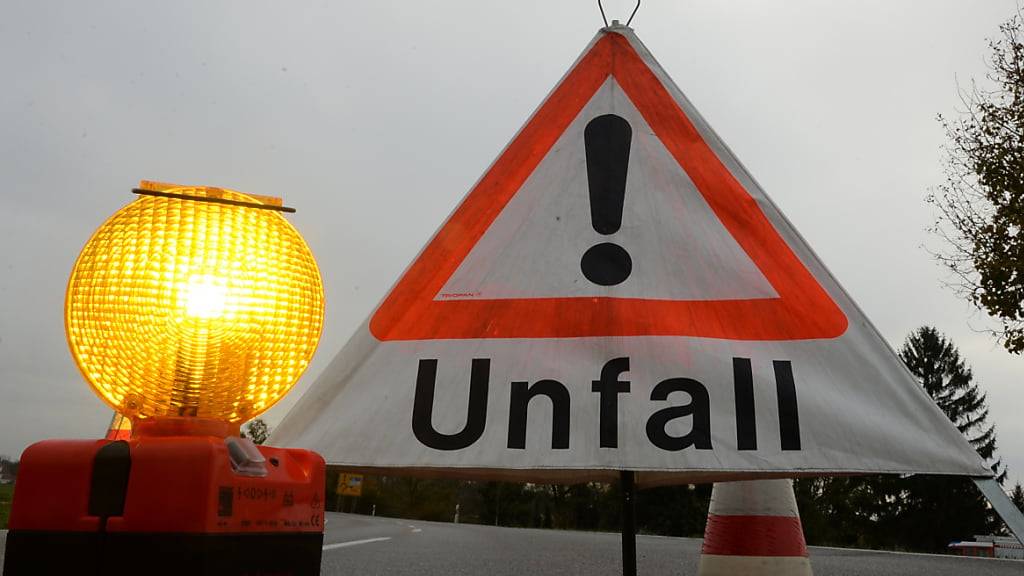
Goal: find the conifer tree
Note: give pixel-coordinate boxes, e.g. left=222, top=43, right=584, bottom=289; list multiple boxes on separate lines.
left=889, top=326, right=1006, bottom=549
left=1012, top=483, right=1024, bottom=513
left=798, top=327, right=1010, bottom=551
left=899, top=326, right=1006, bottom=480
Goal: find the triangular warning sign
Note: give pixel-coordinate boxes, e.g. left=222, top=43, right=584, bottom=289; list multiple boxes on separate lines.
left=273, top=26, right=991, bottom=486
left=370, top=32, right=846, bottom=342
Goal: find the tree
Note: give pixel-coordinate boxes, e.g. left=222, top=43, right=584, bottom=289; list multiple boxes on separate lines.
left=900, top=326, right=1005, bottom=480
left=1012, top=483, right=1024, bottom=513
left=242, top=418, right=270, bottom=445
left=795, top=476, right=898, bottom=549
left=892, top=327, right=1006, bottom=549
left=0, top=456, right=17, bottom=479
left=930, top=14, right=1024, bottom=353
left=796, top=327, right=1010, bottom=551
left=636, top=483, right=711, bottom=537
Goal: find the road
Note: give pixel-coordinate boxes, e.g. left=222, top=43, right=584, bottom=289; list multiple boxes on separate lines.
left=318, top=513, right=1021, bottom=575
left=1, top=516, right=1021, bottom=575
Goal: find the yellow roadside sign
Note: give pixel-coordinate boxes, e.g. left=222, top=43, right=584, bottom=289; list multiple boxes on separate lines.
left=336, top=473, right=363, bottom=497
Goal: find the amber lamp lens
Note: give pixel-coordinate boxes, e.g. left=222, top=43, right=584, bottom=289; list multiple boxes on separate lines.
left=65, top=187, right=324, bottom=423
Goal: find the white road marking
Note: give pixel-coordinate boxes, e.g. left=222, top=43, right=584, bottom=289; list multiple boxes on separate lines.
left=412, top=528, right=423, bottom=533
left=322, top=537, right=392, bottom=551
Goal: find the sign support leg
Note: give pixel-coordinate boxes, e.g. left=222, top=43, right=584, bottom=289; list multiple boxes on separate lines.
left=974, top=477, right=1024, bottom=545
left=621, top=470, right=637, bottom=576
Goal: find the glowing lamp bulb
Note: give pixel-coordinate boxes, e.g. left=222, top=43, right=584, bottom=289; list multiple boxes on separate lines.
left=182, top=275, right=229, bottom=319
left=65, top=185, right=324, bottom=426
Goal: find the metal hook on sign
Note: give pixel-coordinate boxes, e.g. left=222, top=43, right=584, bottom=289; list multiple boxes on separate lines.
left=626, top=0, right=641, bottom=26
left=598, top=1, right=641, bottom=28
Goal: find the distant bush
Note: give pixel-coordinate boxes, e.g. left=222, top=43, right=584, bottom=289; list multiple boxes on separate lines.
left=0, top=484, right=13, bottom=530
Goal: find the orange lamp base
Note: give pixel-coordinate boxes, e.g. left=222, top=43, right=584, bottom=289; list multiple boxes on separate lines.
left=2, top=434, right=326, bottom=576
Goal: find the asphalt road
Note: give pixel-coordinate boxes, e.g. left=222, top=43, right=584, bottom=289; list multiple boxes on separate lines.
left=318, top=513, right=1022, bottom=576
left=1, top=517, right=1021, bottom=575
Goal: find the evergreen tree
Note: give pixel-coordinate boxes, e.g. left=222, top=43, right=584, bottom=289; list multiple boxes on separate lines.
left=899, top=326, right=1005, bottom=480
left=891, top=326, right=1006, bottom=549
left=1011, top=483, right=1024, bottom=513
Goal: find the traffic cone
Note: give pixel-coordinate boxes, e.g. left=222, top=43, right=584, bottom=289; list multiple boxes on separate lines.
left=697, top=479, right=812, bottom=576
left=104, top=410, right=132, bottom=440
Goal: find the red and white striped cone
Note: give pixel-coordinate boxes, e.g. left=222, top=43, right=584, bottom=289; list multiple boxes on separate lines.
left=698, top=479, right=812, bottom=576
left=104, top=410, right=132, bottom=440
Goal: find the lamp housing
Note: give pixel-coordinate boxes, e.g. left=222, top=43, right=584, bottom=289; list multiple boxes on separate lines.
left=3, top=182, right=327, bottom=576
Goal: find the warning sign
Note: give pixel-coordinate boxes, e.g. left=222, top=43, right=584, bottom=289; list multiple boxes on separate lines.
left=369, top=35, right=846, bottom=342
left=272, top=26, right=991, bottom=485
left=336, top=474, right=363, bottom=497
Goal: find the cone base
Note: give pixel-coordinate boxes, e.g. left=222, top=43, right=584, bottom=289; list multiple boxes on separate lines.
left=698, top=555, right=812, bottom=576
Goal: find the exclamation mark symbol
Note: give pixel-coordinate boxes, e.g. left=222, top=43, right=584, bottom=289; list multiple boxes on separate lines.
left=581, top=114, right=633, bottom=286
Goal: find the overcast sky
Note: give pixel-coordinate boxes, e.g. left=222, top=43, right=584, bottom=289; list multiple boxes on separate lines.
left=2, top=1, right=1023, bottom=489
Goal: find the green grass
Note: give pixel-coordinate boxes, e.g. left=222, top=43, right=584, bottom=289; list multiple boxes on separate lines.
left=0, top=484, right=13, bottom=529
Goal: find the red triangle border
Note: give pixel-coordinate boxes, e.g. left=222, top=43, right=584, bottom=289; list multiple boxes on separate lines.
left=370, top=32, right=848, bottom=342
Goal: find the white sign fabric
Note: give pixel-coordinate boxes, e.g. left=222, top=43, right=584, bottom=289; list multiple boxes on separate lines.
left=271, top=26, right=990, bottom=485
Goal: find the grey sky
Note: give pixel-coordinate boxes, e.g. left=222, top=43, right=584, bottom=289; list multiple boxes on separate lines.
left=2, top=0, right=1022, bottom=489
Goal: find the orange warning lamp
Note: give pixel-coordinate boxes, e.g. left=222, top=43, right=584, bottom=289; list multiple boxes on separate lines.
left=65, top=183, right=324, bottom=429
left=3, top=182, right=328, bottom=576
